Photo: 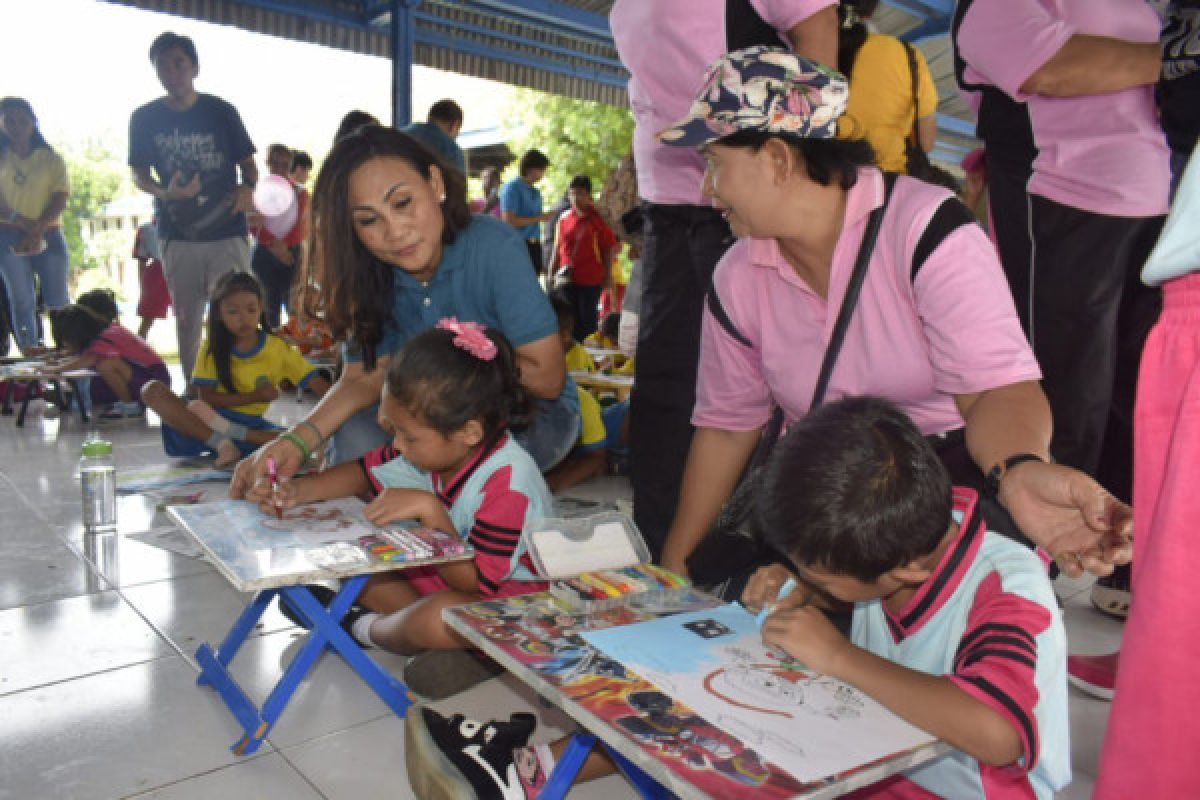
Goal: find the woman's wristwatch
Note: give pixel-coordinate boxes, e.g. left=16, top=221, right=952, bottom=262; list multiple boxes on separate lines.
left=985, top=452, right=1046, bottom=498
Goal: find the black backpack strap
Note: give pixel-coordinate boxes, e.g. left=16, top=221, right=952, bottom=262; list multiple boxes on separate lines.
left=810, top=172, right=898, bottom=408
left=706, top=288, right=753, bottom=349
left=726, top=0, right=781, bottom=51
left=911, top=197, right=977, bottom=282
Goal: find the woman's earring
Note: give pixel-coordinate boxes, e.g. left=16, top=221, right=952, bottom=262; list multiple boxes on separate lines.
left=439, top=192, right=447, bottom=203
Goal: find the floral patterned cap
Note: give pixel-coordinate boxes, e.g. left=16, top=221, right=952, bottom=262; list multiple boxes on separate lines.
left=658, top=46, right=849, bottom=148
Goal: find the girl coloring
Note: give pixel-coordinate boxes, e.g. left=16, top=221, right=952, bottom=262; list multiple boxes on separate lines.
left=247, top=320, right=552, bottom=655
left=141, top=271, right=329, bottom=466
left=48, top=302, right=169, bottom=420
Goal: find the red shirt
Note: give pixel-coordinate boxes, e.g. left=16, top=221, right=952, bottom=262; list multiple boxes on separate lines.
left=554, top=207, right=618, bottom=287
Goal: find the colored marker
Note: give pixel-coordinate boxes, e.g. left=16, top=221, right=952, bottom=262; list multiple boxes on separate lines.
left=266, top=457, right=283, bottom=520
left=755, top=576, right=797, bottom=629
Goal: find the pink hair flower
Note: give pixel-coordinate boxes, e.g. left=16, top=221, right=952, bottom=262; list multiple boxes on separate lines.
left=437, top=317, right=497, bottom=361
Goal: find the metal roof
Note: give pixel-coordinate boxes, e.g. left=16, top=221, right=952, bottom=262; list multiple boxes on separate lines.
left=100, top=0, right=974, bottom=160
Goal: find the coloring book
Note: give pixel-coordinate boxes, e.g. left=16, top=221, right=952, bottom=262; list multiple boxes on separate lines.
left=581, top=603, right=935, bottom=783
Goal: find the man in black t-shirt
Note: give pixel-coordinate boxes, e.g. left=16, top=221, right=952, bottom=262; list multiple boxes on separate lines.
left=129, top=32, right=257, bottom=384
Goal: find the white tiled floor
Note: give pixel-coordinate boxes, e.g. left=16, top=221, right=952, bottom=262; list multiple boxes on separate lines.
left=0, top=383, right=1123, bottom=799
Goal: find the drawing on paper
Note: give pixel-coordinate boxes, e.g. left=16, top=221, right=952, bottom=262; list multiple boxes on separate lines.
left=581, top=603, right=934, bottom=783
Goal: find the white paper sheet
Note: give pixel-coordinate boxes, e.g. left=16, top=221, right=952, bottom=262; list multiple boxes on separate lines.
left=581, top=604, right=935, bottom=783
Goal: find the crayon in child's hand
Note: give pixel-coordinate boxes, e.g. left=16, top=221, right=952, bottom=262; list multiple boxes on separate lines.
left=266, top=457, right=283, bottom=520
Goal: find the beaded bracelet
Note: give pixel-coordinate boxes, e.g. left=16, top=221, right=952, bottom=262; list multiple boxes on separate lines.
left=296, top=419, right=325, bottom=447
left=280, top=431, right=311, bottom=462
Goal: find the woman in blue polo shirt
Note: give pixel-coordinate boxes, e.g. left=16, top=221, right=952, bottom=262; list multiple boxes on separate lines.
left=230, top=125, right=579, bottom=491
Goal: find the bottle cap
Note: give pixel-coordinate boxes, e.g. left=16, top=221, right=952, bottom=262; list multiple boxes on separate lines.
left=81, top=440, right=113, bottom=457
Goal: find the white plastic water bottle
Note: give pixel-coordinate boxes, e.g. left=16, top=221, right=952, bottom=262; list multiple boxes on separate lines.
left=80, top=439, right=117, bottom=532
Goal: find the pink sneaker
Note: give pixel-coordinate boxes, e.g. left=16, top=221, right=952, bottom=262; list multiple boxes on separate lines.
left=1067, top=651, right=1119, bottom=700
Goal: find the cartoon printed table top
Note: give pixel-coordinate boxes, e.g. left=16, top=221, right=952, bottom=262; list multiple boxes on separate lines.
left=444, top=592, right=949, bottom=800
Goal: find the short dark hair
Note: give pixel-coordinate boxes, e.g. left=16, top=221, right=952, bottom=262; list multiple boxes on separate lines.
left=518, top=149, right=550, bottom=177
left=334, top=110, right=380, bottom=143
left=549, top=290, right=574, bottom=331
left=49, top=305, right=110, bottom=355
left=149, top=32, right=198, bottom=66
left=716, top=131, right=876, bottom=190
left=385, top=326, right=528, bottom=439
left=568, top=175, right=593, bottom=193
left=428, top=99, right=464, bottom=127
left=291, top=150, right=313, bottom=171
left=76, top=288, right=119, bottom=324
left=758, top=397, right=953, bottom=582
left=267, top=143, right=292, bottom=160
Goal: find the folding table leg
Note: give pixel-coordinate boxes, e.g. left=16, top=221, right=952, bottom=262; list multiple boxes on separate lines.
left=540, top=733, right=598, bottom=799
left=286, top=575, right=413, bottom=717
left=604, top=741, right=677, bottom=799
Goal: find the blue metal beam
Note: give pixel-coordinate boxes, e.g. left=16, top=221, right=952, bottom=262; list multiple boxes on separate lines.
left=937, top=113, right=977, bottom=138
left=232, top=0, right=370, bottom=28
left=413, top=10, right=625, bottom=73
left=392, top=0, right=419, bottom=127
left=415, top=27, right=628, bottom=89
left=462, top=0, right=612, bottom=42
left=881, top=0, right=954, bottom=18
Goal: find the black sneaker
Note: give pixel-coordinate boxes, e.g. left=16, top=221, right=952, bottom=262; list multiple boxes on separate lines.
left=405, top=706, right=537, bottom=800
left=276, top=584, right=337, bottom=629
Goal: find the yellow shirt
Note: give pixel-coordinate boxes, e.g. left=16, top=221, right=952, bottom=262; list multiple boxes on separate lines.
left=0, top=147, right=69, bottom=221
left=192, top=333, right=316, bottom=417
left=565, top=341, right=596, bottom=373
left=842, top=34, right=938, bottom=174
left=576, top=386, right=607, bottom=452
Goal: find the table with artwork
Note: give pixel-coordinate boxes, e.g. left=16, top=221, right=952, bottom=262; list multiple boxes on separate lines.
left=169, top=497, right=473, bottom=755
left=0, top=360, right=96, bottom=425
left=443, top=592, right=949, bottom=800
left=570, top=369, right=634, bottom=402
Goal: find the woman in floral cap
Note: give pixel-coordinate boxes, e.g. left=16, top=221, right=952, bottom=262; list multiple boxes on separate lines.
left=656, top=46, right=1132, bottom=586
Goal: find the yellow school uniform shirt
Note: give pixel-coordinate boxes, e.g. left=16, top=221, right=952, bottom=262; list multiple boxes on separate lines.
left=192, top=332, right=317, bottom=417
left=576, top=386, right=607, bottom=452
left=565, top=341, right=596, bottom=373
left=0, top=147, right=69, bottom=220
left=842, top=34, right=938, bottom=174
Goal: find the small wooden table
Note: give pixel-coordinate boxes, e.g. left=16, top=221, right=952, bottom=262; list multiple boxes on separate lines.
left=444, top=592, right=948, bottom=800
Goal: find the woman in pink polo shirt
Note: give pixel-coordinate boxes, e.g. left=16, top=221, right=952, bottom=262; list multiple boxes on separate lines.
left=655, top=47, right=1133, bottom=586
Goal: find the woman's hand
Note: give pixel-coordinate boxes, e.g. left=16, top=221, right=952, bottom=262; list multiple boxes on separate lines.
left=364, top=488, right=438, bottom=527
left=999, top=460, right=1133, bottom=578
left=230, top=436, right=305, bottom=499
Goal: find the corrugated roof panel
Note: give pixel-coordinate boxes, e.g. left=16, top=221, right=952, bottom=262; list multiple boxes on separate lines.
left=102, top=0, right=628, bottom=105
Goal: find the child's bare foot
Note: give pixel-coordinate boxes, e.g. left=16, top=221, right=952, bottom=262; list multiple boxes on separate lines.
left=214, top=438, right=242, bottom=468
left=187, top=399, right=230, bottom=433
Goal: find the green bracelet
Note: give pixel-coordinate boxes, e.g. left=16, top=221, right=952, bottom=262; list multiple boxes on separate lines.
left=296, top=419, right=325, bottom=447
left=280, top=431, right=311, bottom=462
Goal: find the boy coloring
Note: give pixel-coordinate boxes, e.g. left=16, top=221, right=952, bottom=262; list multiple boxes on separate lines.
left=406, top=397, right=1069, bottom=800
left=746, top=397, right=1070, bottom=799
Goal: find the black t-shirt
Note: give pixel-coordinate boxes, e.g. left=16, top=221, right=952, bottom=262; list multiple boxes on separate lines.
left=128, top=93, right=255, bottom=242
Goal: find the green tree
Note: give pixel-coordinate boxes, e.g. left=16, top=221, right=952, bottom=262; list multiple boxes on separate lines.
left=504, top=90, right=634, bottom=205
left=61, top=143, right=126, bottom=272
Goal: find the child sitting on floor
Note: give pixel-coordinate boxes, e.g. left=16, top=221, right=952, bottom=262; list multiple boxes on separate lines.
left=141, top=271, right=329, bottom=466
left=582, top=312, right=633, bottom=374
left=247, top=320, right=554, bottom=655
left=48, top=302, right=169, bottom=420
left=405, top=397, right=1069, bottom=800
